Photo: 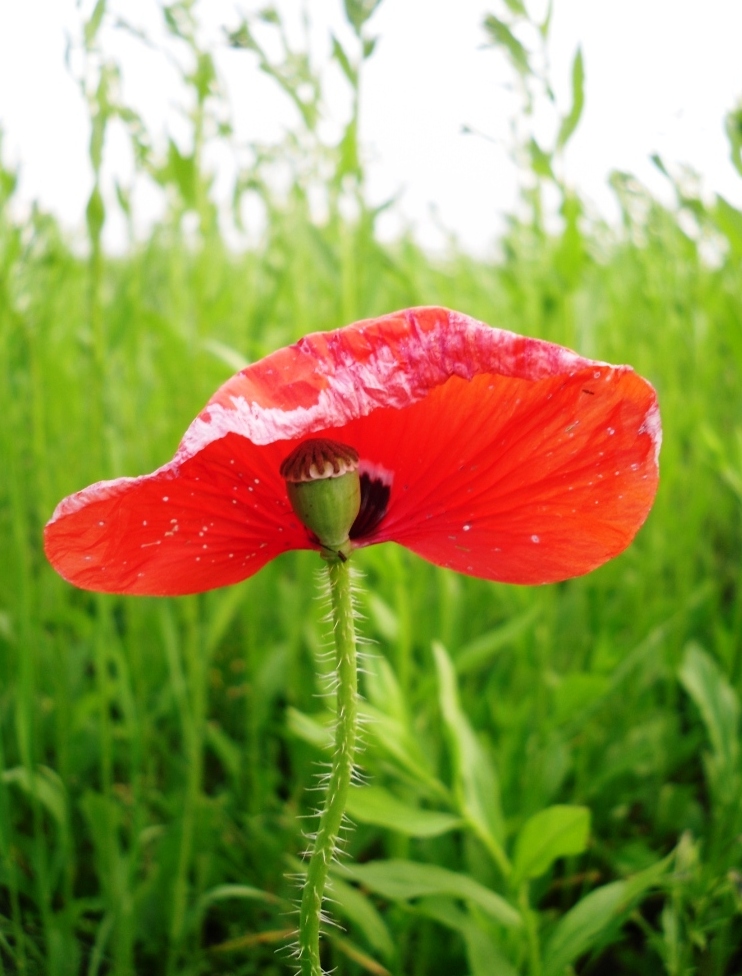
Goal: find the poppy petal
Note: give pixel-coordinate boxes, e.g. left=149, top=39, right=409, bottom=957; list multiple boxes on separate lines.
left=43, top=434, right=310, bottom=595
left=329, top=366, right=659, bottom=583
left=44, top=307, right=660, bottom=593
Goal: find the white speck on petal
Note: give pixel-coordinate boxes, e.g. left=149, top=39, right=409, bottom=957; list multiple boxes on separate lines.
left=162, top=496, right=169, bottom=501
left=142, top=520, right=147, bottom=526
left=531, top=535, right=540, bottom=543
left=98, top=521, right=105, bottom=526
left=639, top=402, right=663, bottom=464
left=463, top=524, right=471, bottom=532
left=606, top=427, right=615, bottom=436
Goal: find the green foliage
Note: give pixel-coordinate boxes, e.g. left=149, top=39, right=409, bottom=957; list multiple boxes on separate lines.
left=346, top=785, right=463, bottom=837
left=0, top=1, right=741, bottom=974
left=542, top=854, right=673, bottom=976
left=556, top=47, right=585, bottom=149
left=483, top=14, right=531, bottom=78
left=512, top=805, right=590, bottom=884
left=337, top=860, right=521, bottom=928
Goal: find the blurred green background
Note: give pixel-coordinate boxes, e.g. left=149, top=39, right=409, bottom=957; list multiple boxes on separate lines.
left=1, top=1, right=742, bottom=973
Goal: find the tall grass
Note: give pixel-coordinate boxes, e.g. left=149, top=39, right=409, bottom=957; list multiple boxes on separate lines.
left=1, top=2, right=741, bottom=973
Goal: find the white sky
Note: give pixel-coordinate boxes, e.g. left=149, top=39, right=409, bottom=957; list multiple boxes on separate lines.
left=0, top=0, right=741, bottom=253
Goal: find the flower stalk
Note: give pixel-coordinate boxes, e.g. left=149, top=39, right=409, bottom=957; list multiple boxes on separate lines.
left=299, top=555, right=358, bottom=976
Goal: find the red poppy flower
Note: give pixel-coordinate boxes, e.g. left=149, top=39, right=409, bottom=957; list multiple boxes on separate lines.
left=44, top=306, right=660, bottom=596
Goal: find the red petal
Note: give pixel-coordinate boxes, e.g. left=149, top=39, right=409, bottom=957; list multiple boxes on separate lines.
left=45, top=307, right=660, bottom=592
left=44, top=435, right=310, bottom=596
left=333, top=366, right=659, bottom=583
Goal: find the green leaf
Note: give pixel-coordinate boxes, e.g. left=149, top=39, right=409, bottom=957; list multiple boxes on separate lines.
left=543, top=854, right=672, bottom=976
left=679, top=643, right=739, bottom=772
left=483, top=15, right=530, bottom=77
left=513, top=805, right=591, bottom=884
left=204, top=581, right=250, bottom=654
left=714, top=195, right=742, bottom=256
left=529, top=138, right=554, bottom=179
left=679, top=643, right=739, bottom=801
left=201, top=338, right=250, bottom=373
left=225, top=21, right=256, bottom=51
left=331, top=34, right=358, bottom=87
left=327, top=933, right=393, bottom=975
left=433, top=642, right=506, bottom=853
left=365, top=592, right=398, bottom=643
left=363, top=36, right=378, bottom=59
left=329, top=874, right=395, bottom=960
left=556, top=47, right=585, bottom=149
left=502, top=0, right=527, bottom=17
left=196, top=883, right=276, bottom=913
left=726, top=105, right=742, bottom=178
left=346, top=785, right=463, bottom=837
left=415, top=897, right=520, bottom=976
left=360, top=702, right=448, bottom=798
left=343, top=0, right=383, bottom=36
left=163, top=139, right=197, bottom=208
left=455, top=605, right=540, bottom=675
left=86, top=186, right=105, bottom=243
left=540, top=0, right=554, bottom=39
left=205, top=721, right=242, bottom=780
left=84, top=0, right=107, bottom=49
left=285, top=706, right=334, bottom=751
left=339, top=859, right=521, bottom=928
left=2, top=766, right=67, bottom=827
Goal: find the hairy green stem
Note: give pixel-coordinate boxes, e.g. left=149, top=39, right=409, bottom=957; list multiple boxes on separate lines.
left=299, top=558, right=358, bottom=976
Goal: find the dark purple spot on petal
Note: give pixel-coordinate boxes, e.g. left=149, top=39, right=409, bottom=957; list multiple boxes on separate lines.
left=350, top=473, right=390, bottom=540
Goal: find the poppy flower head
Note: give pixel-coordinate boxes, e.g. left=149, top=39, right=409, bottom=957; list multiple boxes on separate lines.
left=280, top=438, right=360, bottom=483
left=281, top=438, right=361, bottom=558
left=44, top=307, right=661, bottom=595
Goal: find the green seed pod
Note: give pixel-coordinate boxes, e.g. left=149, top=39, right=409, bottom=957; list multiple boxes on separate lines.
left=281, top=439, right=361, bottom=559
